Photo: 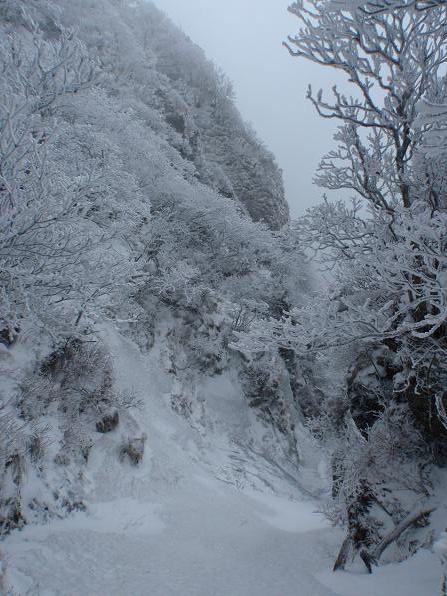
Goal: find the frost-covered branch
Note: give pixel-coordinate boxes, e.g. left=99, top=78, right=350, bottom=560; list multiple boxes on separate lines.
left=285, top=0, right=447, bottom=208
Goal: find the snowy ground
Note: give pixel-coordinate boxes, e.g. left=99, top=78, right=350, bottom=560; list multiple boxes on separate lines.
left=4, top=477, right=441, bottom=596
left=2, top=327, right=443, bottom=596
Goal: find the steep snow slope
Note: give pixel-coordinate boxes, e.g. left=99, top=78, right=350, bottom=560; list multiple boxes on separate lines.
left=54, top=0, right=289, bottom=230
left=2, top=327, right=442, bottom=596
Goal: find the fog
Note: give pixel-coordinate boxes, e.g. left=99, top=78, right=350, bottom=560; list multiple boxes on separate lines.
left=153, top=0, right=343, bottom=217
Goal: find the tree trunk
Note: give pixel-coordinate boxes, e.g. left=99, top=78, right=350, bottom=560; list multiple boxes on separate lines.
left=333, top=535, right=352, bottom=571
left=359, top=507, right=435, bottom=572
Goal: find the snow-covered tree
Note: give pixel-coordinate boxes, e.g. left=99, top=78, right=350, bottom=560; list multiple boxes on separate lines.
left=258, top=0, right=447, bottom=569
left=285, top=0, right=447, bottom=210
left=0, top=21, right=124, bottom=341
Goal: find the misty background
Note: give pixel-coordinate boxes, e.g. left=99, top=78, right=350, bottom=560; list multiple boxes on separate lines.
left=153, top=0, right=341, bottom=218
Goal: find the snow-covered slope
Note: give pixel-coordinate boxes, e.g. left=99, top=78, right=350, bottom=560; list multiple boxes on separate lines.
left=0, top=0, right=304, bottom=541
left=2, top=327, right=442, bottom=596
left=55, top=0, right=289, bottom=231
left=1, top=1, right=445, bottom=593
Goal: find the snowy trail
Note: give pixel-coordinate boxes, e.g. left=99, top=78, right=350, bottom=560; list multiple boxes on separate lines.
left=4, top=470, right=440, bottom=596
left=3, top=328, right=441, bottom=596
left=5, top=477, right=338, bottom=596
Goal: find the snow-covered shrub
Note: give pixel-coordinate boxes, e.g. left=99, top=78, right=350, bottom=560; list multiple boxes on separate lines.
left=319, top=402, right=434, bottom=571
left=0, top=403, right=47, bottom=535
left=237, top=351, right=300, bottom=459
left=163, top=294, right=233, bottom=379
left=19, top=338, right=120, bottom=423
left=0, top=20, right=135, bottom=343
left=242, top=355, right=291, bottom=430
left=0, top=332, right=136, bottom=533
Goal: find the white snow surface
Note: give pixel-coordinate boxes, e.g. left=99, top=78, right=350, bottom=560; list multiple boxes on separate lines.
left=2, top=326, right=442, bottom=596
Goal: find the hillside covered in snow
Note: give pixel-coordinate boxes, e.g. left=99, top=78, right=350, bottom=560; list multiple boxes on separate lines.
left=0, top=0, right=446, bottom=594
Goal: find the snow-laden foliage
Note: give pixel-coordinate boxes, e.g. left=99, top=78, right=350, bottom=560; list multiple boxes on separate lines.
left=0, top=0, right=310, bottom=537
left=327, top=0, right=447, bottom=12
left=234, top=0, right=447, bottom=573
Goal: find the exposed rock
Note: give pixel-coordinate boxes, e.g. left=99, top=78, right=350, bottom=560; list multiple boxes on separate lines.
left=119, top=434, right=147, bottom=466
left=96, top=411, right=119, bottom=434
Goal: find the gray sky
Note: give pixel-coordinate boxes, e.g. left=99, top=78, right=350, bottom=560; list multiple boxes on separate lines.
left=153, top=0, right=341, bottom=218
